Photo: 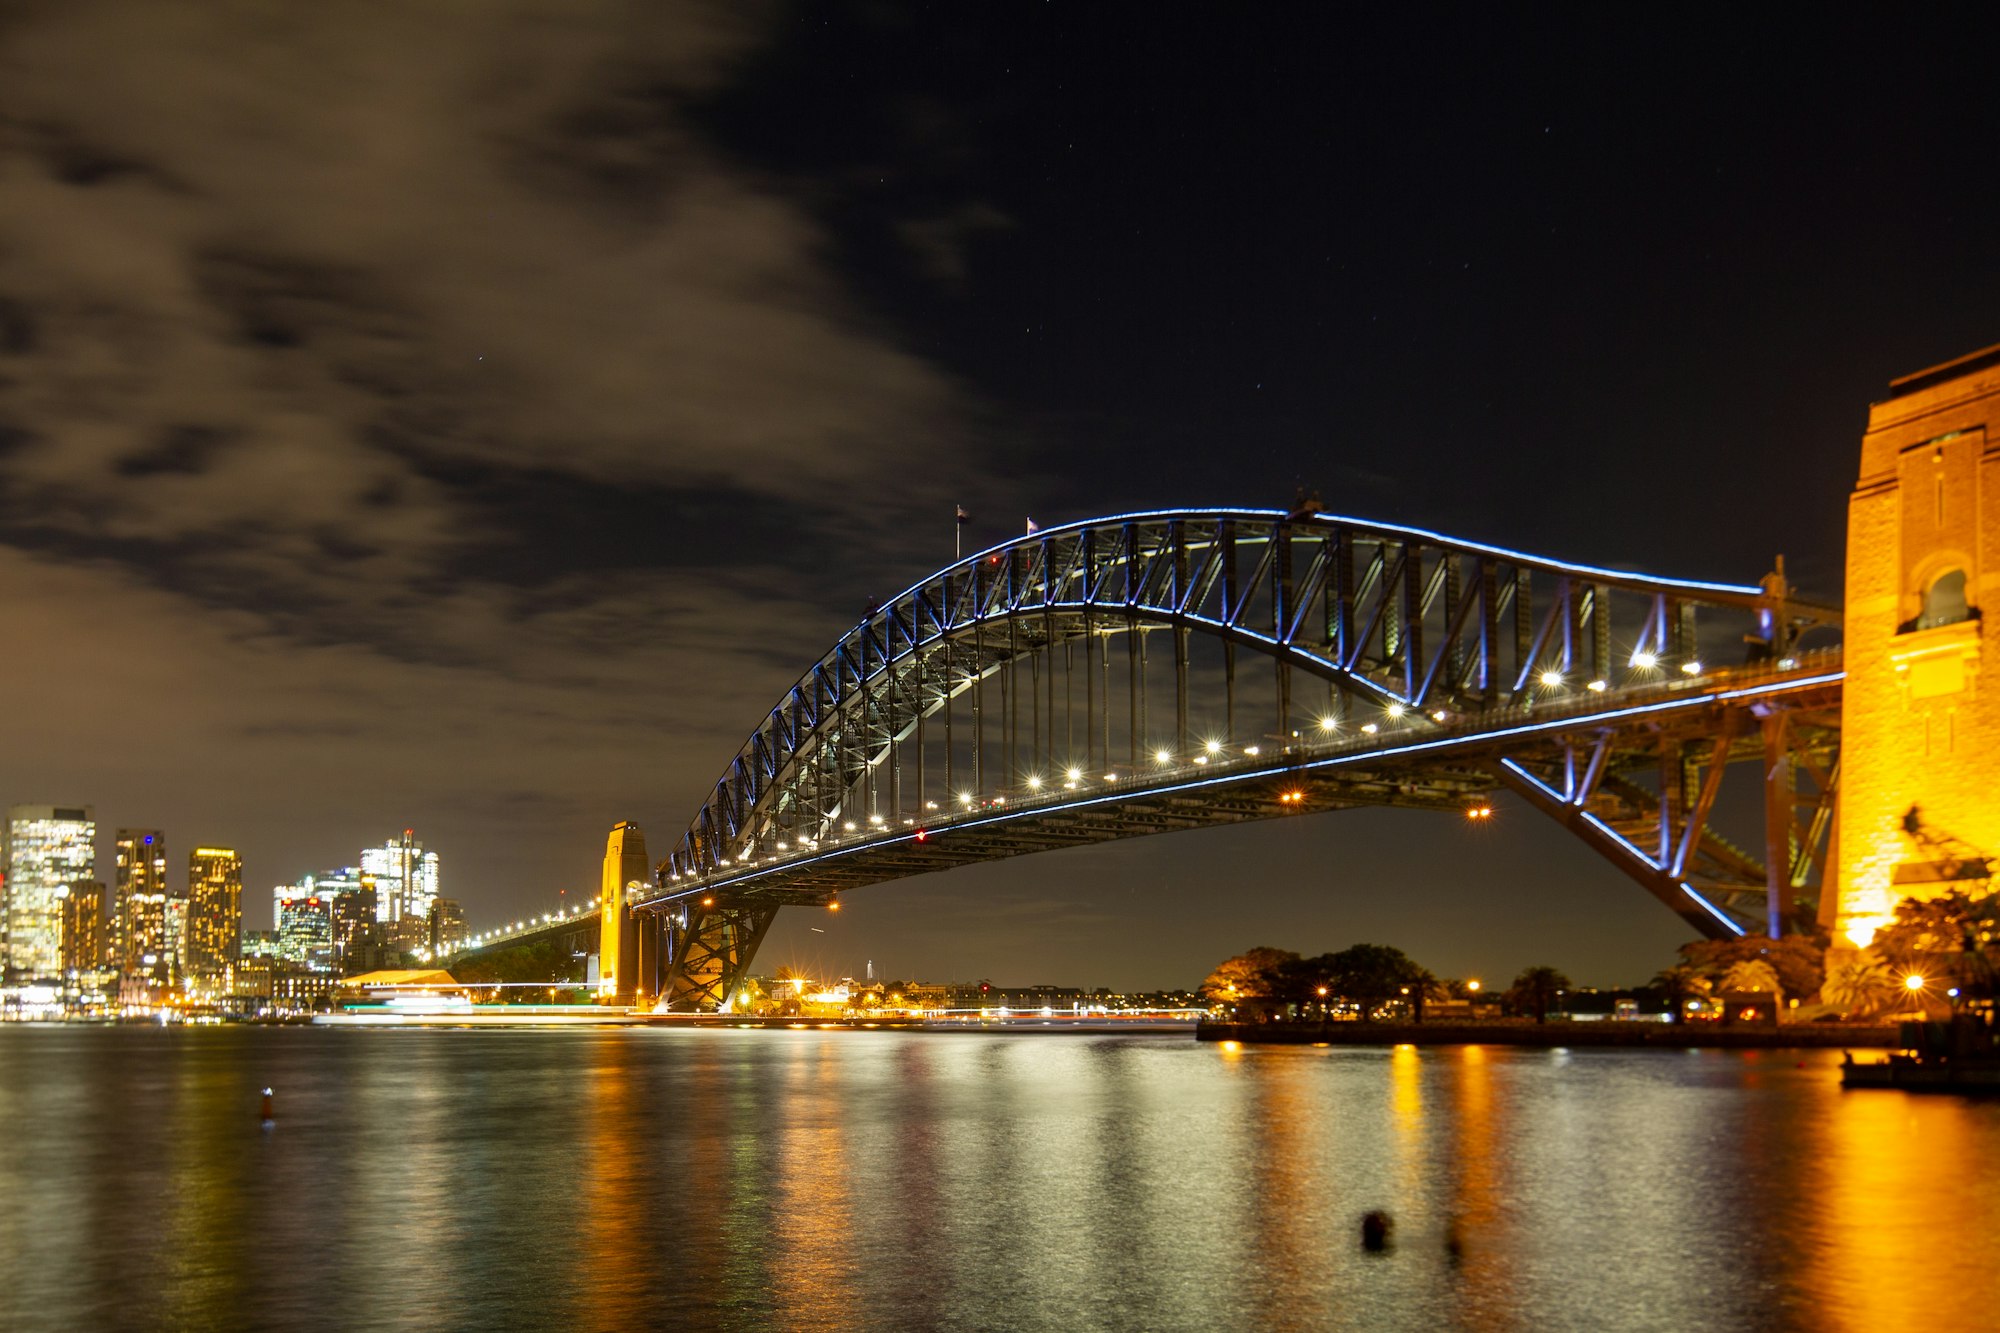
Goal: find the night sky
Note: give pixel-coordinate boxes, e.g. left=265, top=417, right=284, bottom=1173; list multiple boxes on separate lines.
left=5, top=3, right=2000, bottom=990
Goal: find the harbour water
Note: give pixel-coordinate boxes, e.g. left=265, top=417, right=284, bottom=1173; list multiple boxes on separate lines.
left=1, top=1027, right=1996, bottom=1331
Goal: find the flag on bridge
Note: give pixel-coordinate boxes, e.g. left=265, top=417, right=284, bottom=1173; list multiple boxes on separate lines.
left=1026, top=517, right=1040, bottom=536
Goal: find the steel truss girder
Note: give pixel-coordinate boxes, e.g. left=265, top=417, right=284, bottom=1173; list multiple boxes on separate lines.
left=667, top=510, right=1837, bottom=885
left=1491, top=682, right=1841, bottom=938
left=655, top=901, right=780, bottom=1013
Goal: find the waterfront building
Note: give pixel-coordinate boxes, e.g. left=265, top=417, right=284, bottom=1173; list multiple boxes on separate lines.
left=186, top=847, right=243, bottom=977
left=58, top=881, right=106, bottom=976
left=361, top=833, right=439, bottom=926
left=113, top=829, right=167, bottom=973
left=3, top=805, right=96, bottom=981
left=126, top=892, right=173, bottom=982
left=269, top=965, right=339, bottom=1012
left=277, top=895, right=334, bottom=968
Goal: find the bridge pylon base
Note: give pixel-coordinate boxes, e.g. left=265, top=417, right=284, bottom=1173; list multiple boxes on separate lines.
left=655, top=900, right=779, bottom=1012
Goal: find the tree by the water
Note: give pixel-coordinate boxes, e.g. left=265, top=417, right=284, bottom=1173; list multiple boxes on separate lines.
left=1199, top=947, right=1299, bottom=1018
left=1507, top=965, right=1571, bottom=1023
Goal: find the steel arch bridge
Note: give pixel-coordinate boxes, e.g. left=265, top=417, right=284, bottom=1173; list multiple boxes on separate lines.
left=459, top=508, right=1844, bottom=1011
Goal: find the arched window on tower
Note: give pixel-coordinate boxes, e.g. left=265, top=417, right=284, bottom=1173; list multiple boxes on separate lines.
left=1917, top=567, right=1973, bottom=630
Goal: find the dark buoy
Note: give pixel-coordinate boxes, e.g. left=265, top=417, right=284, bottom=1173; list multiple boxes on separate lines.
left=1444, top=1218, right=1465, bottom=1261
left=261, top=1087, right=275, bottom=1128
left=1361, top=1210, right=1393, bottom=1252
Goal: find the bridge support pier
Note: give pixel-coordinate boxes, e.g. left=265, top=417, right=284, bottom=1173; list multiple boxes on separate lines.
left=633, top=910, right=662, bottom=1008
left=1833, top=346, right=2000, bottom=951
left=653, top=899, right=779, bottom=1012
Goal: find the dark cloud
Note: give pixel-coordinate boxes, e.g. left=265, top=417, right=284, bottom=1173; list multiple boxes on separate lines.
left=114, top=424, right=239, bottom=477
left=0, top=0, right=1010, bottom=942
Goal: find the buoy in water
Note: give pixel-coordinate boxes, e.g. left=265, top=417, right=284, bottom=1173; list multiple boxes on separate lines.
left=1361, top=1210, right=1393, bottom=1252
left=261, top=1087, right=275, bottom=1127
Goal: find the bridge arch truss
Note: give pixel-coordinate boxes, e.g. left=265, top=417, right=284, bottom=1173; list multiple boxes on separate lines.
left=632, top=510, right=1839, bottom=1010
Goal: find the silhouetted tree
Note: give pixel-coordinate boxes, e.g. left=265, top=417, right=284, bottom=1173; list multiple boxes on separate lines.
left=1405, top=967, right=1443, bottom=1023
left=1507, top=965, right=1570, bottom=1023
left=1326, top=943, right=1425, bottom=1022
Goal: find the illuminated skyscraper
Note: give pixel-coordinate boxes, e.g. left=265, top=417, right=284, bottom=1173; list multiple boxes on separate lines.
left=275, top=866, right=365, bottom=919
left=276, top=895, right=333, bottom=967
left=126, top=893, right=172, bottom=982
left=114, top=829, right=167, bottom=972
left=361, top=832, right=438, bottom=925
left=3, top=805, right=96, bottom=981
left=186, top=847, right=243, bottom=977
left=58, top=881, right=106, bottom=976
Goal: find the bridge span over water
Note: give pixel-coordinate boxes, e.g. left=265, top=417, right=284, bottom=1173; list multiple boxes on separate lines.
left=456, top=507, right=1844, bottom=1011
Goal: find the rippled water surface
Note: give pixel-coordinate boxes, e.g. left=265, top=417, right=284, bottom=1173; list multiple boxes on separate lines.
left=1, top=1027, right=1996, bottom=1331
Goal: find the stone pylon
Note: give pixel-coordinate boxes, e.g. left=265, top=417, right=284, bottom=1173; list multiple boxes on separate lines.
left=1834, top=344, right=2000, bottom=948
left=597, top=821, right=649, bottom=1004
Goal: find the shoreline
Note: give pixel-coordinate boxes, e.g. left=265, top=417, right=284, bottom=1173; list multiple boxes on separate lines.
left=1197, top=1020, right=1901, bottom=1049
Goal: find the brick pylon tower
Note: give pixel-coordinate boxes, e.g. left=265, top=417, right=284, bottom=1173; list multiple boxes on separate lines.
left=1834, top=344, right=2000, bottom=949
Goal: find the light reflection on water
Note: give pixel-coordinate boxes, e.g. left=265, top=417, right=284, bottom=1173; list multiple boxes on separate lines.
left=2, top=1028, right=1997, bottom=1331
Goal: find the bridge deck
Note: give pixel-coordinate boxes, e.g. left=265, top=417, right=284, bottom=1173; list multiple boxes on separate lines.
left=640, top=654, right=1841, bottom=919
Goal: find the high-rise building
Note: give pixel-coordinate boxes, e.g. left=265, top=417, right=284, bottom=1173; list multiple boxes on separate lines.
left=58, top=881, right=106, bottom=976
left=274, top=866, right=366, bottom=920
left=276, top=895, right=333, bottom=968
left=361, top=832, right=439, bottom=925
left=427, top=896, right=467, bottom=952
left=126, top=892, right=172, bottom=981
left=113, top=829, right=167, bottom=972
left=330, top=885, right=378, bottom=965
left=186, top=847, right=243, bottom=977
left=4, top=805, right=96, bottom=981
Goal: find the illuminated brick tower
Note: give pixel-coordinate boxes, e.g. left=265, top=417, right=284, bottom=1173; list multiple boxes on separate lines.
left=598, top=822, right=648, bottom=1004
left=1834, top=344, right=2000, bottom=948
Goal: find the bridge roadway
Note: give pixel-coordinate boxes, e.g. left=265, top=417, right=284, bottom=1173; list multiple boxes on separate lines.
left=455, top=653, right=1840, bottom=971
left=641, top=652, right=1842, bottom=935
